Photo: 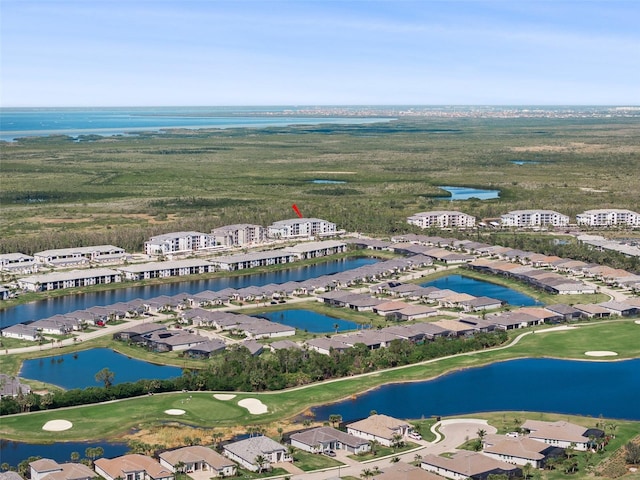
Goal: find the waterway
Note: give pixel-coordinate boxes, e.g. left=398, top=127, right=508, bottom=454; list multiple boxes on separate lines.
left=0, top=107, right=392, bottom=142
left=252, top=309, right=359, bottom=334
left=421, top=274, right=541, bottom=307
left=0, top=257, right=378, bottom=328
left=437, top=186, right=500, bottom=200
left=19, top=348, right=183, bottom=390
left=0, top=439, right=129, bottom=470
left=7, top=358, right=638, bottom=466
left=312, top=358, right=640, bottom=422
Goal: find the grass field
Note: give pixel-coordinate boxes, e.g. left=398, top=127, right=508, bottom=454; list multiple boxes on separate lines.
left=2, top=117, right=640, bottom=254
left=2, top=319, right=638, bottom=443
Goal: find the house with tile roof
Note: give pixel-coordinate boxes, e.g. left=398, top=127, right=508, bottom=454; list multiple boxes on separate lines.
left=290, top=426, right=371, bottom=454
left=30, top=459, right=95, bottom=480
left=159, top=445, right=236, bottom=477
left=421, top=451, right=520, bottom=480
left=346, top=414, right=412, bottom=447
left=94, top=454, right=174, bottom=480
left=222, top=436, right=291, bottom=472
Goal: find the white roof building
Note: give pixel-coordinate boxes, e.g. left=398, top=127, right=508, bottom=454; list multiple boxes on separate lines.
left=210, top=224, right=266, bottom=247
left=407, top=211, right=476, bottom=229
left=501, top=210, right=569, bottom=228
left=267, top=218, right=337, bottom=239
left=145, top=231, right=213, bottom=255
left=576, top=209, right=640, bottom=227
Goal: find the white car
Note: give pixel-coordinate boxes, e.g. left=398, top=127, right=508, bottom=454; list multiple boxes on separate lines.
left=409, top=432, right=422, bottom=440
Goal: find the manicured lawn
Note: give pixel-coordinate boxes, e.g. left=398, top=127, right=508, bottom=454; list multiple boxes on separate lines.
left=293, top=450, right=343, bottom=471
left=2, top=319, right=639, bottom=443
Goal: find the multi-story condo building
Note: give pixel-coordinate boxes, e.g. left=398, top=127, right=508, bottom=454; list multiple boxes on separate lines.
left=144, top=231, right=213, bottom=255
left=268, top=218, right=337, bottom=239
left=407, top=210, right=476, bottom=229
left=500, top=210, right=569, bottom=228
left=210, top=224, right=266, bottom=247
left=576, top=209, right=640, bottom=227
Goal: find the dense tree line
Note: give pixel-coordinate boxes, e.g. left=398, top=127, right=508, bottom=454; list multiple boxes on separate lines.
left=0, top=331, right=507, bottom=415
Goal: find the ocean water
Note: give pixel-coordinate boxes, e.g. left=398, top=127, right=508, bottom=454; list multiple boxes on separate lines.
left=0, top=106, right=390, bottom=141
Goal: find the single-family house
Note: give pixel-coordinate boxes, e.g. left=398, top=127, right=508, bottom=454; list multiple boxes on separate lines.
left=222, top=436, right=291, bottom=472
left=94, top=454, right=174, bottom=480
left=346, top=414, right=411, bottom=447
left=482, top=434, right=561, bottom=469
left=521, top=420, right=603, bottom=451
left=29, top=459, right=95, bottom=480
left=375, top=462, right=443, bottom=480
left=420, top=451, right=521, bottom=480
left=290, top=426, right=371, bottom=454
left=159, top=445, right=236, bottom=477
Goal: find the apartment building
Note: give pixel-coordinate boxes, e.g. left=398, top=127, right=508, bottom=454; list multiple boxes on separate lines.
left=407, top=210, right=476, bottom=229
left=210, top=224, right=266, bottom=247
left=267, top=218, right=336, bottom=239
left=145, top=231, right=213, bottom=255
left=576, top=209, right=640, bottom=227
left=500, top=210, right=569, bottom=228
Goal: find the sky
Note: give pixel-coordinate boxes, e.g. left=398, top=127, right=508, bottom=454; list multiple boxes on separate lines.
left=1, top=0, right=639, bottom=107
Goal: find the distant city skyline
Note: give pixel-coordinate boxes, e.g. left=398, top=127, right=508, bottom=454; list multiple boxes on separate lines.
left=1, top=0, right=639, bottom=107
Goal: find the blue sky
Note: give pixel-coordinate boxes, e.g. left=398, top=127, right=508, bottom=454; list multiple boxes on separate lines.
left=1, top=0, right=639, bottom=106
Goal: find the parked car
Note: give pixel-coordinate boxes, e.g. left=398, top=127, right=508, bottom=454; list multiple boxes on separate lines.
left=409, top=432, right=422, bottom=440
left=324, top=450, right=336, bottom=457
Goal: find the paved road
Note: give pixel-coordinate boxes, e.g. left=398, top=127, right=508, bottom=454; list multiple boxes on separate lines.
left=284, top=419, right=495, bottom=480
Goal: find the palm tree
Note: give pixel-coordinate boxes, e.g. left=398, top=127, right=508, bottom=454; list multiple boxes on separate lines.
left=70, top=452, right=80, bottom=463
left=413, top=453, right=422, bottom=465
left=360, top=468, right=373, bottom=480
left=368, top=439, right=379, bottom=456
left=391, top=433, right=404, bottom=451
left=254, top=455, right=267, bottom=474
left=174, top=461, right=186, bottom=480
left=522, top=462, right=532, bottom=479
left=329, top=414, right=343, bottom=428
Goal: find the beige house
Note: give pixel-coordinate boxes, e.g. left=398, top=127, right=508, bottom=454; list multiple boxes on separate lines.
left=95, top=454, right=174, bottom=480
left=29, top=459, right=95, bottom=480
left=159, top=446, right=236, bottom=477
left=521, top=420, right=601, bottom=451
left=346, top=414, right=412, bottom=447
left=420, top=451, right=520, bottom=480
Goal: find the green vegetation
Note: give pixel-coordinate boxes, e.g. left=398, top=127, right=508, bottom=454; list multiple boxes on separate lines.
left=2, top=118, right=640, bottom=254
left=2, top=320, right=638, bottom=442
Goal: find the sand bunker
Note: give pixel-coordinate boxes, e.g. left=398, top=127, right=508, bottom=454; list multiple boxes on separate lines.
left=635, top=320, right=640, bottom=325
left=585, top=351, right=618, bottom=357
left=164, top=409, right=186, bottom=415
left=42, top=420, right=73, bottom=431
left=238, top=398, right=268, bottom=414
left=214, top=394, right=236, bottom=401
left=537, top=325, right=577, bottom=333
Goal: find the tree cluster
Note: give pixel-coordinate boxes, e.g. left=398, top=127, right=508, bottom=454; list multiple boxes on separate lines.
left=1, top=331, right=507, bottom=415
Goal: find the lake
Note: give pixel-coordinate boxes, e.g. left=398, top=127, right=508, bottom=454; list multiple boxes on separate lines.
left=0, top=440, right=129, bottom=470
left=421, top=274, right=541, bottom=307
left=19, top=348, right=183, bottom=390
left=312, top=358, right=640, bottom=422
left=252, top=309, right=359, bottom=333
left=0, top=257, right=378, bottom=328
left=437, top=186, right=500, bottom=200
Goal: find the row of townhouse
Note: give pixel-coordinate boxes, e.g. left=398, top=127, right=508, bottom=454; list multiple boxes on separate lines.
left=4, top=255, right=428, bottom=341
left=14, top=241, right=349, bottom=292
left=145, top=218, right=338, bottom=255
left=359, top=234, right=640, bottom=293
left=407, top=208, right=640, bottom=229
left=0, top=246, right=129, bottom=274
